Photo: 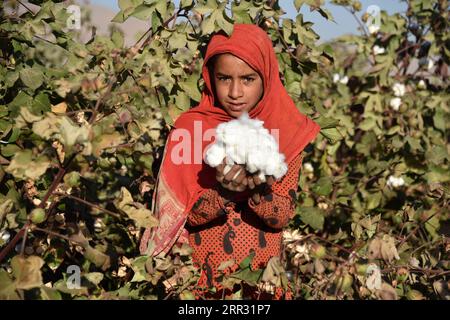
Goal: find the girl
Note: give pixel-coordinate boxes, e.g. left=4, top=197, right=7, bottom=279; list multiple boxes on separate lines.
left=140, top=24, right=321, bottom=299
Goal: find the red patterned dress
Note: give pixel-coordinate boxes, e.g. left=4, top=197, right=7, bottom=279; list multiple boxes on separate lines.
left=185, top=153, right=303, bottom=299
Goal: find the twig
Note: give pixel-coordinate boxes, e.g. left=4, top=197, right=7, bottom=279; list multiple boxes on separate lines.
left=0, top=152, right=79, bottom=263
left=32, top=226, right=73, bottom=243
left=89, top=76, right=116, bottom=125
left=343, top=6, right=368, bottom=38
left=52, top=192, right=122, bottom=219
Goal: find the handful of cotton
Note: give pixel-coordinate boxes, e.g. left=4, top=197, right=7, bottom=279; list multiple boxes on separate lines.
left=205, top=113, right=287, bottom=183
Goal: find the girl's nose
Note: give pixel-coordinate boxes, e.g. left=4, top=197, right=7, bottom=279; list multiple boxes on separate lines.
left=228, top=80, right=243, bottom=99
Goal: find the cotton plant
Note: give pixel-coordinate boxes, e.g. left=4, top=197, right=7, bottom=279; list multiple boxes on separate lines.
left=205, top=113, right=288, bottom=183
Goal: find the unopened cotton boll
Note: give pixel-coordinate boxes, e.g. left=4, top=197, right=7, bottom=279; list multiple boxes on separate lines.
left=389, top=97, right=402, bottom=111
left=418, top=80, right=426, bottom=89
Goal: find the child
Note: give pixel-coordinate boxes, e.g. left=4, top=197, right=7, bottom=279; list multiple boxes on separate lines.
left=140, top=24, right=321, bottom=299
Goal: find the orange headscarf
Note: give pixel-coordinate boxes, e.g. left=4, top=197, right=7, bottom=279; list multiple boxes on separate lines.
left=140, top=24, right=321, bottom=256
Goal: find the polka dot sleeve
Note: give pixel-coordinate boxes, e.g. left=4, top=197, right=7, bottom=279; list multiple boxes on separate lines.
left=186, top=188, right=227, bottom=227
left=247, top=152, right=304, bottom=229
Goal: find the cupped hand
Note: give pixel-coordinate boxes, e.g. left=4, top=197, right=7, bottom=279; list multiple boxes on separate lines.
left=247, top=173, right=275, bottom=205
left=216, top=160, right=248, bottom=192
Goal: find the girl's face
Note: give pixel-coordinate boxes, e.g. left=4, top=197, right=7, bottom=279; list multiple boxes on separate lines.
left=212, top=53, right=264, bottom=118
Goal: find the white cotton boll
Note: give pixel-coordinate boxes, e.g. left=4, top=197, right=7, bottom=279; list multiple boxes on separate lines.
left=247, top=152, right=266, bottom=174
left=205, top=143, right=226, bottom=167
left=273, top=162, right=288, bottom=180
left=387, top=175, right=405, bottom=188
left=389, top=97, right=402, bottom=111
left=1, top=230, right=11, bottom=243
left=333, top=73, right=340, bottom=83
left=427, top=59, right=434, bottom=71
left=387, top=175, right=396, bottom=187
left=373, top=45, right=385, bottom=55
left=393, top=83, right=405, bottom=97
left=303, top=162, right=314, bottom=173
left=368, top=24, right=380, bottom=35
left=204, top=112, right=287, bottom=181
left=339, top=76, right=349, bottom=85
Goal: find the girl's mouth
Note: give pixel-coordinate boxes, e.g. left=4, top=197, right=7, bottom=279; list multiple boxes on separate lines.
left=228, top=103, right=246, bottom=111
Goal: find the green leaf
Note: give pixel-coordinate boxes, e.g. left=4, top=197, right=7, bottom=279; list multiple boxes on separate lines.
left=180, top=0, right=193, bottom=9
left=201, top=10, right=219, bottom=35
left=239, top=250, right=256, bottom=270
left=179, top=74, right=202, bottom=102
left=5, top=149, right=50, bottom=181
left=320, top=127, right=342, bottom=143
left=56, top=116, right=92, bottom=155
left=433, top=108, right=447, bottom=132
left=195, top=0, right=218, bottom=15
left=1, top=144, right=21, bottom=157
left=19, top=67, right=44, bottom=90
left=312, top=176, right=333, bottom=196
left=118, top=0, right=143, bottom=11
left=216, top=11, right=234, bottom=36
left=168, top=32, right=187, bottom=50
left=0, top=270, right=20, bottom=300
left=366, top=191, right=382, bottom=210
left=315, top=116, right=339, bottom=129
left=131, top=4, right=154, bottom=21
left=297, top=207, right=324, bottom=230
left=111, top=30, right=124, bottom=48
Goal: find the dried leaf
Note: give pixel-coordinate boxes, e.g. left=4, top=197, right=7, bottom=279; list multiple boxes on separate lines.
left=84, top=245, right=111, bottom=271
left=51, top=102, right=67, bottom=114
left=114, top=187, right=159, bottom=229
left=367, top=235, right=400, bottom=262
left=260, top=256, right=288, bottom=289
left=377, top=282, right=398, bottom=300
left=11, top=255, right=45, bottom=290
left=433, top=280, right=450, bottom=300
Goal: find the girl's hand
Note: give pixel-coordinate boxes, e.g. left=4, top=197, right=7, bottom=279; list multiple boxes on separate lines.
left=216, top=160, right=248, bottom=192
left=248, top=173, right=275, bottom=205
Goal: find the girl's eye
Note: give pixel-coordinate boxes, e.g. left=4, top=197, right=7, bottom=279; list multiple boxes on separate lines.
left=218, top=76, right=230, bottom=82
left=243, top=77, right=255, bottom=83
